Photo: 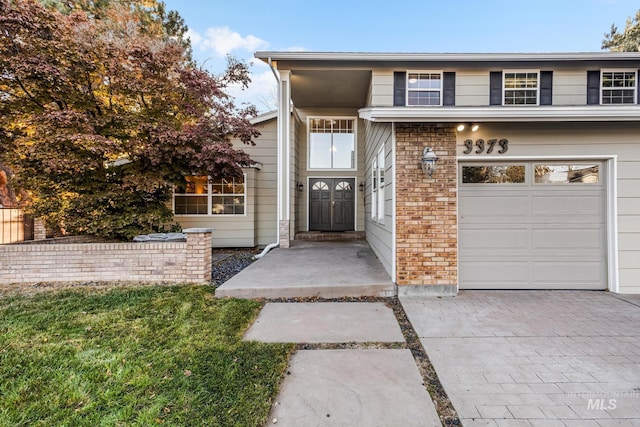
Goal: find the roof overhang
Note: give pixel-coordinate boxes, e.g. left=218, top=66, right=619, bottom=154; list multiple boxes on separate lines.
left=256, top=51, right=640, bottom=64
left=358, top=106, right=640, bottom=123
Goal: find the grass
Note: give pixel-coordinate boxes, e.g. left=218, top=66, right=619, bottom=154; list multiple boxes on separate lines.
left=0, top=285, right=293, bottom=426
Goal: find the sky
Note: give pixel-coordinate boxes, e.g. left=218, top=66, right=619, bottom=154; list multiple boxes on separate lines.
left=162, top=0, right=639, bottom=112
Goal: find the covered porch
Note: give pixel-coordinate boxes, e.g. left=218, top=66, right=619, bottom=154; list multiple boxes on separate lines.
left=215, top=240, right=394, bottom=299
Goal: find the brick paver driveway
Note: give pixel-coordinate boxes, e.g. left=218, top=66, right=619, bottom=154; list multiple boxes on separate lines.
left=401, top=291, right=640, bottom=427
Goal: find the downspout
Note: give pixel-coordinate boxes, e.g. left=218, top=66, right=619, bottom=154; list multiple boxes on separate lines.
left=254, top=57, right=281, bottom=260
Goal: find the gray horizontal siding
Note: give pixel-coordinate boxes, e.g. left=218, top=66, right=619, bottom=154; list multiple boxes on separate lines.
left=457, top=121, right=640, bottom=293
left=364, top=121, right=394, bottom=278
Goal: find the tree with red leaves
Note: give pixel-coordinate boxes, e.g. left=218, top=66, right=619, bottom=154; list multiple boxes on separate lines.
left=0, top=0, right=258, bottom=238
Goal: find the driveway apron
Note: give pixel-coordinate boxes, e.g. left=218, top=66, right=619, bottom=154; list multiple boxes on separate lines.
left=401, top=291, right=640, bottom=427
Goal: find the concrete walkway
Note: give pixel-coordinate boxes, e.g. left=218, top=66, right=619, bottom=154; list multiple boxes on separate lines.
left=401, top=291, right=640, bottom=427
left=215, top=240, right=394, bottom=299
left=244, top=302, right=442, bottom=427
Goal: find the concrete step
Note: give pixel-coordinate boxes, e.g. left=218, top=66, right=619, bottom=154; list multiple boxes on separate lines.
left=294, top=231, right=365, bottom=241
left=215, top=282, right=395, bottom=299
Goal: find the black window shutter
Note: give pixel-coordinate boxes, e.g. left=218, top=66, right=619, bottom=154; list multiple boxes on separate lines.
left=393, top=72, right=406, bottom=106
left=587, top=70, right=600, bottom=105
left=489, top=71, right=502, bottom=105
left=443, top=72, right=455, bottom=106
left=540, top=71, right=553, bottom=105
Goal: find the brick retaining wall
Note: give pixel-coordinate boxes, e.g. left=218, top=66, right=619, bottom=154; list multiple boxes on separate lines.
left=0, top=228, right=212, bottom=285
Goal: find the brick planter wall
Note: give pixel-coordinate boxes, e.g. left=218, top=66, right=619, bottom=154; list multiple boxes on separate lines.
left=0, top=228, right=212, bottom=285
left=395, top=123, right=458, bottom=296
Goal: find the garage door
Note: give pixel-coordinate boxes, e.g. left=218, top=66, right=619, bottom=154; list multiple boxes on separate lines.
left=459, top=162, right=607, bottom=290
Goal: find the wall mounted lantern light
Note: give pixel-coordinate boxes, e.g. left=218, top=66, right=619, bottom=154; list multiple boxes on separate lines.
left=297, top=182, right=304, bottom=192
left=421, top=147, right=439, bottom=178
left=358, top=182, right=365, bottom=192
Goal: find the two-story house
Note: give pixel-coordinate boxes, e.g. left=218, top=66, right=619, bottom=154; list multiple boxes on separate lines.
left=175, top=51, right=640, bottom=295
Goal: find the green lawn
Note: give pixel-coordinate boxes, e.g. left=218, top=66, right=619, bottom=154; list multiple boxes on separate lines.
left=0, top=286, right=292, bottom=426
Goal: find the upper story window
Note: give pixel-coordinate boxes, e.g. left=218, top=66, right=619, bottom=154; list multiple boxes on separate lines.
left=174, top=175, right=245, bottom=216
left=308, top=118, right=356, bottom=170
left=503, top=71, right=539, bottom=105
left=406, top=72, right=442, bottom=106
left=601, top=70, right=637, bottom=104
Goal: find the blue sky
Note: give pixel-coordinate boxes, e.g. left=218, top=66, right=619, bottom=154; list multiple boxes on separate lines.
left=162, top=0, right=639, bottom=111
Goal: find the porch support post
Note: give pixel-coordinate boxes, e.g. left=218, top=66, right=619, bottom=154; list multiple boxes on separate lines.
left=277, top=70, right=292, bottom=248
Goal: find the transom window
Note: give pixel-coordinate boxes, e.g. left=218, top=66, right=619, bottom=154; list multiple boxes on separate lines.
left=503, top=71, right=539, bottom=105
left=308, top=118, right=355, bottom=169
left=407, top=72, right=442, bottom=106
left=174, top=175, right=245, bottom=215
left=601, top=70, right=637, bottom=104
left=335, top=181, right=352, bottom=191
left=312, top=181, right=329, bottom=191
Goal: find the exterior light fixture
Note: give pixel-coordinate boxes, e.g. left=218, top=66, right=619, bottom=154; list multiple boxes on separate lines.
left=421, top=147, right=439, bottom=178
left=358, top=182, right=365, bottom=192
left=456, top=124, right=465, bottom=132
left=297, top=182, right=304, bottom=192
left=471, top=123, right=479, bottom=132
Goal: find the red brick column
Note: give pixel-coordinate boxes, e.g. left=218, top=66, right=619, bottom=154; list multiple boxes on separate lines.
left=395, top=123, right=457, bottom=296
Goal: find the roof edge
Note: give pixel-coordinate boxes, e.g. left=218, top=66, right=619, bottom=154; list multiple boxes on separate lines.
left=255, top=51, right=640, bottom=63
left=358, top=105, right=640, bottom=123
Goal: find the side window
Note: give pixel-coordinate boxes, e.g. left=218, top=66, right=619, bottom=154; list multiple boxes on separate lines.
left=370, top=146, right=385, bottom=222
left=377, top=147, right=385, bottom=223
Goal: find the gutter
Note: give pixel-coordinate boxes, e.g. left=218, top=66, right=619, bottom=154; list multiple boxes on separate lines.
left=254, top=57, right=281, bottom=260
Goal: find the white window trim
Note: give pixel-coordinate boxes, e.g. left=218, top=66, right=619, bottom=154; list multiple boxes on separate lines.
left=307, top=116, right=358, bottom=172
left=173, top=173, right=247, bottom=217
left=600, top=69, right=638, bottom=105
left=502, top=69, right=540, bottom=106
left=377, top=146, right=385, bottom=224
left=371, top=157, right=377, bottom=219
left=406, top=70, right=443, bottom=107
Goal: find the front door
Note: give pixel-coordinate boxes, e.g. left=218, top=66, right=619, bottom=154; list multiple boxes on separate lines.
left=309, top=178, right=355, bottom=231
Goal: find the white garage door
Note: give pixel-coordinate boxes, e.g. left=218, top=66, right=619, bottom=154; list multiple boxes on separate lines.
left=459, top=162, right=607, bottom=290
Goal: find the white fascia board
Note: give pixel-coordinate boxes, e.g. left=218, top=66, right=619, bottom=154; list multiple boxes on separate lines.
left=255, top=51, right=640, bottom=63
left=250, top=110, right=277, bottom=124
left=358, top=106, right=640, bottom=122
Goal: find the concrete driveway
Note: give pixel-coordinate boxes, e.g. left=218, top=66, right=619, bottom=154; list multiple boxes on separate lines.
left=401, top=291, right=640, bottom=427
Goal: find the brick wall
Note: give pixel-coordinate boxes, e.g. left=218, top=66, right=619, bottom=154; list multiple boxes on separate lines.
left=0, top=228, right=212, bottom=285
left=395, top=123, right=458, bottom=296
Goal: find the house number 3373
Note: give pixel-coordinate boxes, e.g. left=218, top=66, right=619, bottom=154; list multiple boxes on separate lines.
left=463, top=138, right=509, bottom=154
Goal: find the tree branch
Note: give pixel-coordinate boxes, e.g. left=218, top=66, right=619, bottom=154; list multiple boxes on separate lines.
left=15, top=77, right=45, bottom=109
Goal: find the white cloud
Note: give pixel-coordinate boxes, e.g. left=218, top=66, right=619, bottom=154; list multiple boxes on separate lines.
left=228, top=66, right=278, bottom=113
left=284, top=45, right=308, bottom=52
left=188, top=26, right=268, bottom=57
